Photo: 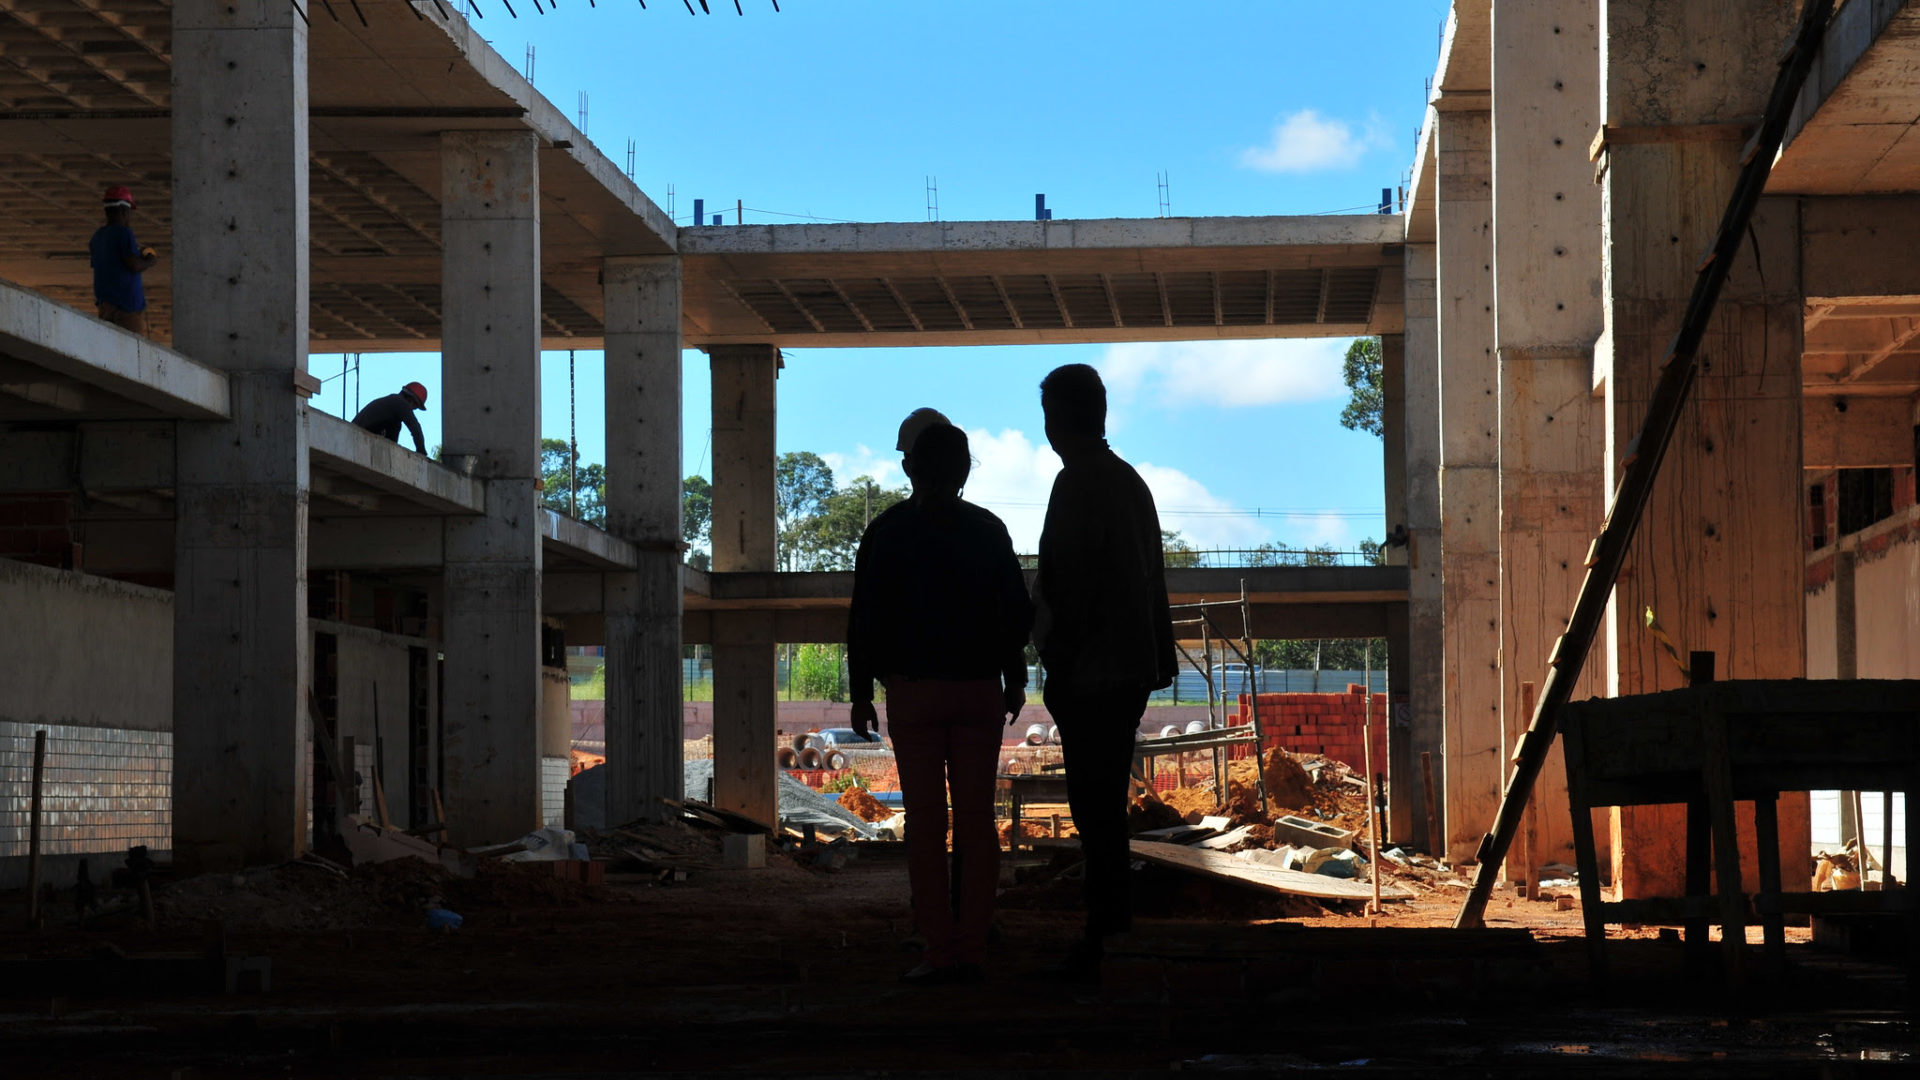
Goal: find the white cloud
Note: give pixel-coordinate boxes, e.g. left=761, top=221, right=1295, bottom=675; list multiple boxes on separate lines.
left=1097, top=338, right=1348, bottom=411
left=1240, top=109, right=1385, bottom=173
left=820, top=444, right=901, bottom=488
left=955, top=426, right=1273, bottom=554
left=1133, top=462, right=1274, bottom=550
left=954, top=427, right=1060, bottom=554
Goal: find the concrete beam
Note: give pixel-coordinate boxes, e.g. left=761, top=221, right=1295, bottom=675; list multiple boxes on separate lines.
left=0, top=423, right=176, bottom=492
left=0, top=282, right=228, bottom=420
left=309, top=516, right=446, bottom=570
left=438, top=128, right=544, bottom=846
left=308, top=412, right=485, bottom=516
left=168, top=0, right=312, bottom=873
left=679, top=216, right=1404, bottom=257
left=539, top=509, right=638, bottom=571
left=1771, top=0, right=1920, bottom=195
left=1801, top=196, right=1920, bottom=302
left=1803, top=393, right=1917, bottom=469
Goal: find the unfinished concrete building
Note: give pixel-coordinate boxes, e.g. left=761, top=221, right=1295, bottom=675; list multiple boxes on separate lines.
left=1, top=0, right=1913, bottom=919
left=0, top=1, right=1409, bottom=882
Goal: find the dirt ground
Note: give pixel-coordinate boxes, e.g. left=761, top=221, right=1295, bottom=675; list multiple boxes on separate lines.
left=2, top=824, right=1911, bottom=1079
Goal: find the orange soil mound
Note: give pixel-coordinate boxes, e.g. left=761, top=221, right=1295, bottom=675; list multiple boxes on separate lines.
left=1159, top=785, right=1220, bottom=821
left=836, top=785, right=893, bottom=822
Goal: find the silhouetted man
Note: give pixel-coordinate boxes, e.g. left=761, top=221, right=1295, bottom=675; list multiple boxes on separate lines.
left=352, top=381, right=430, bottom=454
left=1032, top=363, right=1175, bottom=983
left=849, top=422, right=1032, bottom=986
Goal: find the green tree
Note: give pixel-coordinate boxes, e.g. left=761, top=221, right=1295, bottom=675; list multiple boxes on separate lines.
left=1162, top=529, right=1202, bottom=568
left=1339, top=336, right=1384, bottom=437
left=683, top=474, right=713, bottom=571
left=538, top=438, right=606, bottom=525
left=785, top=476, right=907, bottom=570
left=791, top=643, right=844, bottom=701
left=776, top=451, right=837, bottom=570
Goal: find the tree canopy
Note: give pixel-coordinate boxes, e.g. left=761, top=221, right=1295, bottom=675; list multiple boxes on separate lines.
left=538, top=438, right=606, bottom=525
left=785, top=475, right=908, bottom=571
left=1339, top=336, right=1383, bottom=437
left=682, top=474, right=713, bottom=571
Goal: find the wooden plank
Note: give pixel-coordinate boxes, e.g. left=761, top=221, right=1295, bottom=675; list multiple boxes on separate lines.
left=1130, top=840, right=1414, bottom=901
left=1196, top=825, right=1257, bottom=850
left=1137, top=824, right=1218, bottom=845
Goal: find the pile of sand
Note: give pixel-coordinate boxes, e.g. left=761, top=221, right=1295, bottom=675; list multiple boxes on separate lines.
left=1159, top=785, right=1219, bottom=821
left=835, top=785, right=893, bottom=823
left=1127, top=792, right=1186, bottom=833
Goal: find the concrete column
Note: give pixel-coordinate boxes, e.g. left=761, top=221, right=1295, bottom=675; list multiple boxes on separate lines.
left=1490, top=0, right=1606, bottom=871
left=708, top=344, right=779, bottom=827
left=603, top=256, right=685, bottom=826
left=1398, top=242, right=1444, bottom=848
left=439, top=130, right=544, bottom=845
left=169, top=0, right=311, bottom=873
left=1600, top=0, right=1809, bottom=898
left=1380, top=334, right=1409, bottom=567
left=1434, top=104, right=1502, bottom=862
left=1377, top=331, right=1410, bottom=838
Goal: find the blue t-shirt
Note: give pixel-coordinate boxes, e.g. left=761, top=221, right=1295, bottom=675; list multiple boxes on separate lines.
left=89, top=224, right=145, bottom=312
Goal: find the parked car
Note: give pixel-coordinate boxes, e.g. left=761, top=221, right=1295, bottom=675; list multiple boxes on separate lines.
left=795, top=727, right=887, bottom=771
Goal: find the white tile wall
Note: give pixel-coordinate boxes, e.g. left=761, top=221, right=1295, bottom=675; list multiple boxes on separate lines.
left=0, top=721, right=170, bottom=857
left=541, top=756, right=569, bottom=828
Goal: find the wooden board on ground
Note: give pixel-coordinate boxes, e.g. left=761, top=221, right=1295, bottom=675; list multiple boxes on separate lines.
left=662, top=797, right=774, bottom=835
left=1131, top=840, right=1414, bottom=901
left=1136, top=824, right=1217, bottom=844
left=1196, top=825, right=1257, bottom=850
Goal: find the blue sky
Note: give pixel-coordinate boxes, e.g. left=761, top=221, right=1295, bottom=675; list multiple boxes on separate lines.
left=314, top=1, right=1450, bottom=553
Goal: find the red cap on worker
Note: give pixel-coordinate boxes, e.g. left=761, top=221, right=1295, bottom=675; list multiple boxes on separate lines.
left=402, top=382, right=428, bottom=407
left=102, top=185, right=136, bottom=209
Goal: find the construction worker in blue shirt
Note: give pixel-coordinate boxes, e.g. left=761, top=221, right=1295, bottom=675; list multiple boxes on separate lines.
left=89, top=185, right=156, bottom=337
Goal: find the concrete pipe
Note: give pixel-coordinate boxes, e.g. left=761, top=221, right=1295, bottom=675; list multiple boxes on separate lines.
left=1184, top=720, right=1208, bottom=735
left=1160, top=725, right=1182, bottom=739
left=826, top=751, right=849, bottom=771
left=798, top=747, right=823, bottom=770
left=775, top=747, right=798, bottom=769
left=1025, top=724, right=1048, bottom=746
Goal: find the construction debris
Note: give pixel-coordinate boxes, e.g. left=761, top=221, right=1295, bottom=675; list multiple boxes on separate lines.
left=1130, top=840, right=1414, bottom=902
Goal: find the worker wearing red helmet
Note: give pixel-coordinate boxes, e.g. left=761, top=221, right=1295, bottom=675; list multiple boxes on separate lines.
left=89, top=185, right=157, bottom=336
left=352, top=381, right=430, bottom=454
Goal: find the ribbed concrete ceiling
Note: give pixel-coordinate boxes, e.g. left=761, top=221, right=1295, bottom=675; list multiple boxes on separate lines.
left=0, top=0, right=671, bottom=351
left=681, top=218, right=1405, bottom=348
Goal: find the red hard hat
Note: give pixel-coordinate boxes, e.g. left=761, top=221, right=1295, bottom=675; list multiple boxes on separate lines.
left=102, top=185, right=135, bottom=209
left=402, top=382, right=428, bottom=407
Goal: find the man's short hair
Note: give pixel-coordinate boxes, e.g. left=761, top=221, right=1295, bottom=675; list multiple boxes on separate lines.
left=1040, top=363, right=1106, bottom=437
left=909, top=422, right=970, bottom=490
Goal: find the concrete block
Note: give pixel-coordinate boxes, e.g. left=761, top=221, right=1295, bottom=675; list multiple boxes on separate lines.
left=1270, top=814, right=1355, bottom=851
left=724, top=833, right=766, bottom=869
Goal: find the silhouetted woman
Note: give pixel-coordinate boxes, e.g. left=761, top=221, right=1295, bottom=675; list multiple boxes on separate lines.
left=848, top=422, right=1033, bottom=985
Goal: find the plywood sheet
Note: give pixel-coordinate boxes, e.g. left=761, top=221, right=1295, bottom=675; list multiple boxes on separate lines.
left=1131, top=841, right=1413, bottom=901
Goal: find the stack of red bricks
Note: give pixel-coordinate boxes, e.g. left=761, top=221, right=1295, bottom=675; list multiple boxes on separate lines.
left=1229, top=684, right=1388, bottom=772
left=0, top=494, right=76, bottom=569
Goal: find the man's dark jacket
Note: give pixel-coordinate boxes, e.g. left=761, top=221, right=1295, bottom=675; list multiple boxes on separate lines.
left=847, top=498, right=1034, bottom=704
left=352, top=393, right=425, bottom=453
left=1034, top=441, right=1176, bottom=696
